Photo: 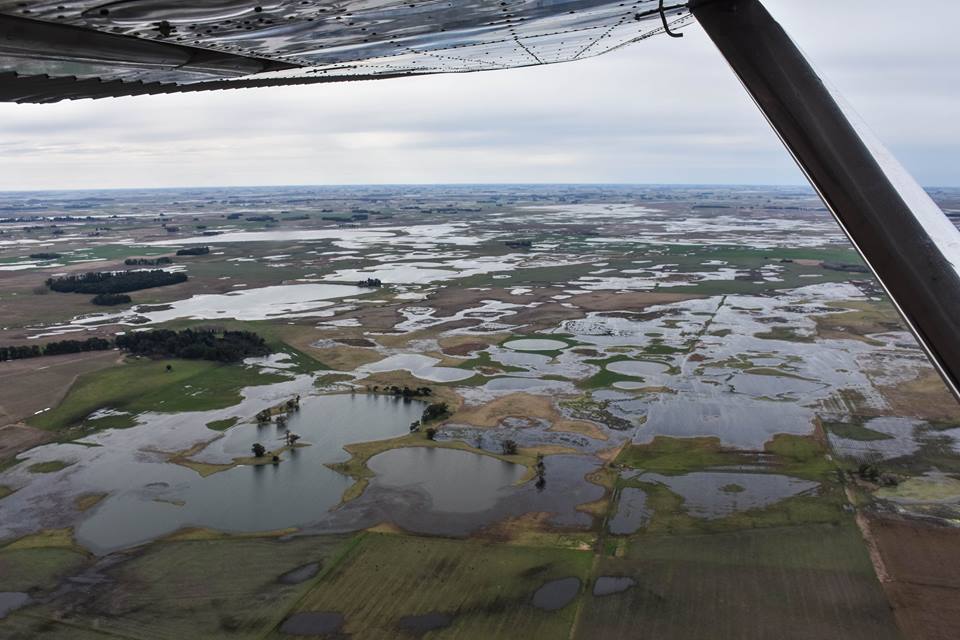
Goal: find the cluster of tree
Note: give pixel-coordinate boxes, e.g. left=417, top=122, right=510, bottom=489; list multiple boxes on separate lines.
left=383, top=385, right=432, bottom=398
left=535, top=453, right=546, bottom=490
left=47, top=270, right=187, bottom=294
left=124, top=257, right=172, bottom=266
left=0, top=336, right=112, bottom=361
left=250, top=442, right=284, bottom=463
left=357, top=278, right=382, bottom=288
left=421, top=402, right=450, bottom=423
left=91, top=293, right=132, bottom=306
left=175, top=246, right=210, bottom=256
left=245, top=215, right=276, bottom=222
left=29, top=252, right=61, bottom=260
left=505, top=239, right=533, bottom=249
left=115, top=328, right=270, bottom=363
left=856, top=462, right=898, bottom=487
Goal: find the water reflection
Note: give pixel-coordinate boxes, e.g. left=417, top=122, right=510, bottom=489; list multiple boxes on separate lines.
left=73, top=394, right=424, bottom=553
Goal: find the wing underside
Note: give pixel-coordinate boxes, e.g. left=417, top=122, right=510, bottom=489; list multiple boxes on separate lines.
left=0, top=0, right=691, bottom=102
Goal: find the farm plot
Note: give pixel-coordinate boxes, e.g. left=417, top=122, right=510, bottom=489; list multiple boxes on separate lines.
left=277, top=532, right=593, bottom=639
left=3, top=534, right=354, bottom=640
left=576, top=523, right=900, bottom=640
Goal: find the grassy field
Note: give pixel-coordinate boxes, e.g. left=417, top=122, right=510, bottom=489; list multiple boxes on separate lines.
left=578, top=524, right=900, bottom=640
left=2, top=535, right=354, bottom=640
left=28, top=358, right=287, bottom=431
left=616, top=436, right=751, bottom=475
left=0, top=545, right=89, bottom=592
left=280, top=532, right=593, bottom=639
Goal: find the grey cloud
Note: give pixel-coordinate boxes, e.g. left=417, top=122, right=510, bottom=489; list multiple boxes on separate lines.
left=0, top=0, right=956, bottom=189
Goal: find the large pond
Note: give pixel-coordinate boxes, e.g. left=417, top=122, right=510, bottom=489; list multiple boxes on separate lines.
left=358, top=354, right=474, bottom=383
left=82, top=283, right=369, bottom=324
left=61, top=394, right=424, bottom=553
left=367, top=448, right=527, bottom=513
left=606, top=360, right=671, bottom=379
left=643, top=471, right=819, bottom=519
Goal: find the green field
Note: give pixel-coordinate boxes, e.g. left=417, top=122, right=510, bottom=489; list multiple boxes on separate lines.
left=0, top=535, right=354, bottom=640
left=281, top=533, right=593, bottom=639
left=28, top=358, right=288, bottom=431
left=577, top=524, right=900, bottom=640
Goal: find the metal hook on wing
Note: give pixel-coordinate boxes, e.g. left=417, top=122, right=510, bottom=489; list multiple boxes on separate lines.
left=659, top=0, right=685, bottom=37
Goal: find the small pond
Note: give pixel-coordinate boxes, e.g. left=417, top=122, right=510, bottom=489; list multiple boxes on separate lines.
left=609, top=487, right=650, bottom=535
left=360, top=354, right=475, bottom=383
left=503, top=339, right=568, bottom=352
left=606, top=360, right=670, bottom=379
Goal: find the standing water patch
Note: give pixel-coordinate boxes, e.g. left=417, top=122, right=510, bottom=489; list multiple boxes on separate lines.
left=503, top=339, right=568, bottom=352
left=532, top=577, right=581, bottom=611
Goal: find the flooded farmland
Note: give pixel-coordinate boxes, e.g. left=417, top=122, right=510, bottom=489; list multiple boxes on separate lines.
left=1, top=184, right=958, bottom=639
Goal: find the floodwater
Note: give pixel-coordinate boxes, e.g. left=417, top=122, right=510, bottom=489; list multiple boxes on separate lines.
left=358, top=353, right=474, bottom=383
left=367, top=448, right=526, bottom=513
left=606, top=360, right=671, bottom=379
left=279, top=611, right=345, bottom=636
left=28, top=394, right=424, bottom=554
left=728, top=373, right=824, bottom=399
left=503, top=338, right=568, bottom=352
left=609, top=488, right=650, bottom=535
left=532, top=577, right=581, bottom=611
left=330, top=454, right=604, bottom=537
left=593, top=577, right=636, bottom=597
left=643, top=472, right=819, bottom=519
left=123, top=283, right=369, bottom=323
left=278, top=562, right=321, bottom=585
left=0, top=593, right=29, bottom=619
left=826, top=416, right=948, bottom=460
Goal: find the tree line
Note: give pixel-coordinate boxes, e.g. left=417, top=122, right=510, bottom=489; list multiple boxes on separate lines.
left=175, top=246, right=210, bottom=256
left=46, top=270, right=187, bottom=294
left=115, top=328, right=270, bottom=362
left=1, top=329, right=270, bottom=363
left=0, top=336, right=112, bottom=361
left=124, top=257, right=172, bottom=265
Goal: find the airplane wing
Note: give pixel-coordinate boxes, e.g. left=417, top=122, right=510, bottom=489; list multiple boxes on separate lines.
left=0, top=0, right=691, bottom=102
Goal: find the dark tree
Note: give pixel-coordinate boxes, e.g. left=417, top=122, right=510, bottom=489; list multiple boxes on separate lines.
left=251, top=443, right=266, bottom=458
left=115, top=328, right=269, bottom=362
left=425, top=427, right=437, bottom=441
left=176, top=246, right=210, bottom=256
left=501, top=439, right=518, bottom=456
left=421, top=402, right=450, bottom=423
left=47, top=269, right=186, bottom=294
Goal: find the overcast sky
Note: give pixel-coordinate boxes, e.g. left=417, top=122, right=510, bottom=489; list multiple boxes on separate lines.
left=0, top=0, right=957, bottom=190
